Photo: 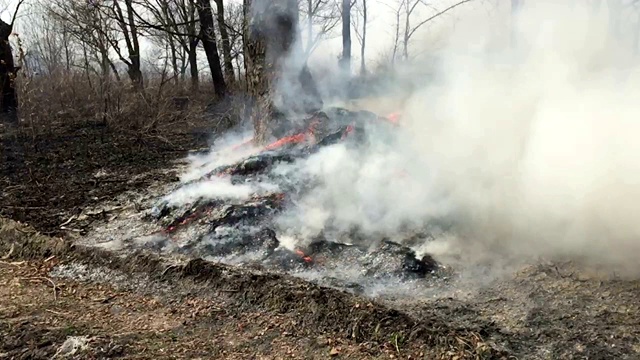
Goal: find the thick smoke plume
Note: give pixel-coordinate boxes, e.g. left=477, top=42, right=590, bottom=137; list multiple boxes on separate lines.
left=163, top=0, right=640, bottom=280
left=274, top=0, right=640, bottom=276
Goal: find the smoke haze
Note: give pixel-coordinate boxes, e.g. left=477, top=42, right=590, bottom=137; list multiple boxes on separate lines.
left=164, top=0, right=640, bottom=280
left=274, top=0, right=640, bottom=275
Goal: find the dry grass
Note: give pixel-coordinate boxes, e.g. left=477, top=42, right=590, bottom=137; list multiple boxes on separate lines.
left=12, top=69, right=245, bottom=138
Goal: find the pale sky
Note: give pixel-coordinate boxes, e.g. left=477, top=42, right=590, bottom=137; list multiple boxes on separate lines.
left=2, top=0, right=635, bottom=71
left=1, top=0, right=491, bottom=71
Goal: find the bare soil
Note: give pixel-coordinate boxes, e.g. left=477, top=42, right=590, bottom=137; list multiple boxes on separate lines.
left=2, top=118, right=640, bottom=359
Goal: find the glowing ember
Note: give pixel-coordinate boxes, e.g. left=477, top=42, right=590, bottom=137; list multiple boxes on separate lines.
left=294, top=249, right=313, bottom=263
left=165, top=211, right=202, bottom=233
left=263, top=133, right=308, bottom=151
left=386, top=112, right=402, bottom=125
left=341, top=124, right=355, bottom=140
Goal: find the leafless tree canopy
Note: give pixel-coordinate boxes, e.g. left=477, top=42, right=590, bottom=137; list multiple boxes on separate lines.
left=6, top=0, right=640, bottom=138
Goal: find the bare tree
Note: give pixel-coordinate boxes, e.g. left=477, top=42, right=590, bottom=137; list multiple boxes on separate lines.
left=196, top=0, right=227, bottom=97
left=401, top=0, right=420, bottom=60
left=400, top=0, right=475, bottom=60
left=0, top=0, right=25, bottom=120
left=135, top=0, right=238, bottom=90
left=56, top=0, right=144, bottom=88
left=23, top=12, right=76, bottom=76
left=387, top=0, right=402, bottom=64
left=352, top=0, right=368, bottom=75
left=49, top=0, right=121, bottom=82
left=223, top=2, right=245, bottom=81
left=213, top=0, right=235, bottom=83
left=107, top=0, right=144, bottom=88
left=138, top=0, right=190, bottom=84
left=300, top=0, right=341, bottom=56
left=146, top=0, right=200, bottom=87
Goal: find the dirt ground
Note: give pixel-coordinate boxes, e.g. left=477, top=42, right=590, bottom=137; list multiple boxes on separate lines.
left=0, top=119, right=211, bottom=237
left=2, top=117, right=640, bottom=359
left=0, top=218, right=499, bottom=359
left=0, top=253, right=422, bottom=359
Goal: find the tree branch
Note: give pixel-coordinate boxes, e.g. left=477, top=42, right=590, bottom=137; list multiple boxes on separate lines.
left=10, top=0, right=26, bottom=29
left=407, top=0, right=474, bottom=40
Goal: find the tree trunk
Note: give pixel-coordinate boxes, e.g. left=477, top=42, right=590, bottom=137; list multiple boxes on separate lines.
left=307, top=0, right=313, bottom=54
left=243, top=0, right=323, bottom=145
left=635, top=14, right=640, bottom=56
left=510, top=0, right=522, bottom=49
left=196, top=0, right=227, bottom=98
left=169, top=38, right=179, bottom=84
left=340, top=0, right=351, bottom=76
left=391, top=5, right=401, bottom=65
left=113, top=0, right=144, bottom=89
left=0, top=20, right=18, bottom=122
left=62, top=27, right=72, bottom=73
left=360, top=0, right=367, bottom=76
left=188, top=37, right=199, bottom=90
left=127, top=66, right=143, bottom=89
left=213, top=0, right=235, bottom=84
left=403, top=2, right=410, bottom=60
left=108, top=59, right=121, bottom=82
left=125, top=0, right=143, bottom=89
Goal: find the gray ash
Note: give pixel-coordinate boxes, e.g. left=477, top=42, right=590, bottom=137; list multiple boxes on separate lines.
left=141, top=107, right=442, bottom=291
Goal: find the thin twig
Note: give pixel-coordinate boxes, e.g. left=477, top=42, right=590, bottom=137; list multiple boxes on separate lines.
left=161, top=264, right=179, bottom=276
left=45, top=309, right=69, bottom=316
left=1, top=244, right=14, bottom=259
left=24, top=277, right=58, bottom=301
left=0, top=260, right=24, bottom=266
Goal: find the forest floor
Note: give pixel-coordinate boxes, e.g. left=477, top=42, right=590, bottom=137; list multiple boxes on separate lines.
left=1, top=114, right=640, bottom=359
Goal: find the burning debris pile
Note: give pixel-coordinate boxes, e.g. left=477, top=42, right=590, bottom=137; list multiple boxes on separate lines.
left=142, top=106, right=441, bottom=292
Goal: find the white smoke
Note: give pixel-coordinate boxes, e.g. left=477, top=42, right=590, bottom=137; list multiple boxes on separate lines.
left=180, top=129, right=258, bottom=184
left=273, top=0, right=640, bottom=275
